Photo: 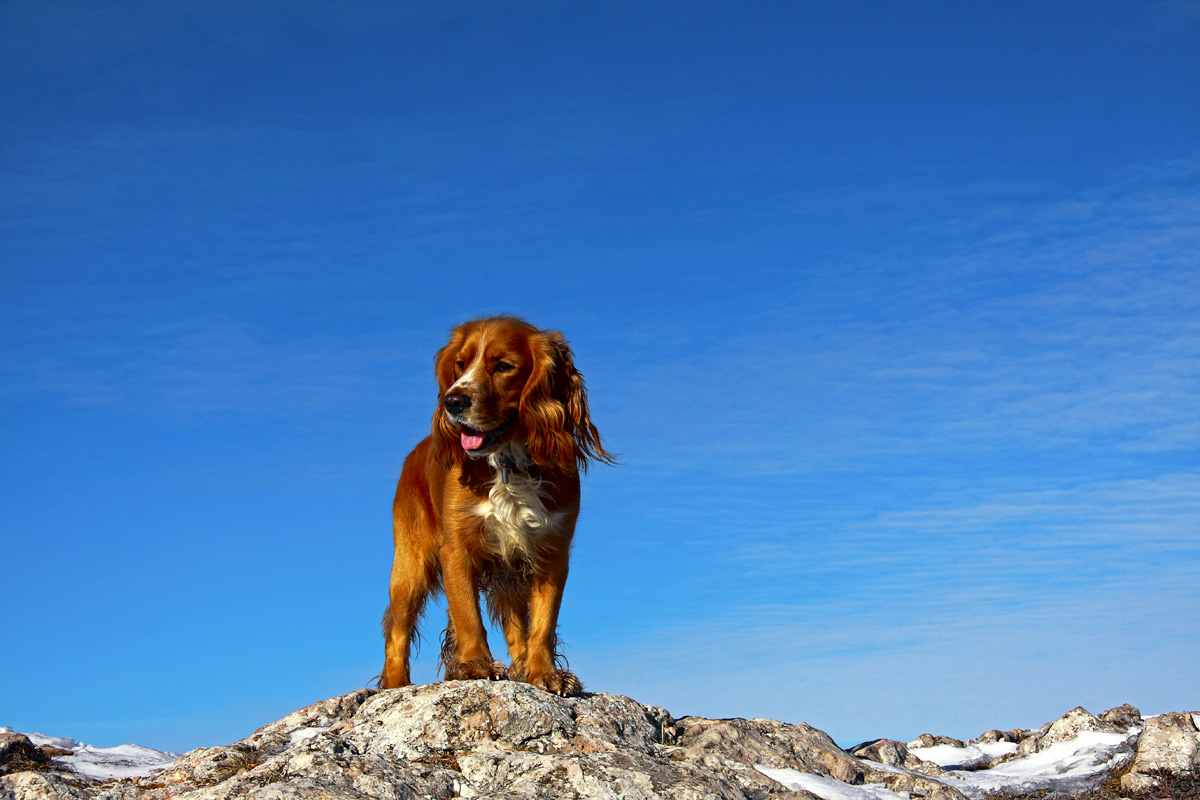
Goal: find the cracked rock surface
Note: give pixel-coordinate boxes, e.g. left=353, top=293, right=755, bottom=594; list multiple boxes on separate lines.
left=4, top=686, right=1197, bottom=800
left=0, top=682, right=955, bottom=800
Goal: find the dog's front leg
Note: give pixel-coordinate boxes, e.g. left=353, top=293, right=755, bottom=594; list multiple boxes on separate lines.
left=439, top=530, right=508, bottom=682
left=522, top=554, right=582, bottom=696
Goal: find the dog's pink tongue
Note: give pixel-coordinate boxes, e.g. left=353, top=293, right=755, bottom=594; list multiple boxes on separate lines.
left=461, top=431, right=485, bottom=450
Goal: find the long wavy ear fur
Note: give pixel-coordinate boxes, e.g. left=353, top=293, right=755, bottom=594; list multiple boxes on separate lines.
left=520, top=330, right=615, bottom=473
left=430, top=327, right=466, bottom=467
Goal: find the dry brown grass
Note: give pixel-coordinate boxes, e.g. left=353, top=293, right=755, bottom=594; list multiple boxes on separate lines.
left=984, top=770, right=1200, bottom=800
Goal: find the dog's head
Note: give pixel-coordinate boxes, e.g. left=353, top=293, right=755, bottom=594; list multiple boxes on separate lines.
left=430, top=315, right=612, bottom=472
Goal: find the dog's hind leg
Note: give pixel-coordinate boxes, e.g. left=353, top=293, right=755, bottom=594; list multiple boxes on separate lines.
left=380, top=547, right=436, bottom=689
left=380, top=475, right=441, bottom=690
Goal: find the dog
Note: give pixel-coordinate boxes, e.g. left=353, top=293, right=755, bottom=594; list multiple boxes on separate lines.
left=379, top=315, right=613, bottom=696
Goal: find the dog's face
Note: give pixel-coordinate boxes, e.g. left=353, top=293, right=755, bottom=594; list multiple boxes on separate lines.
left=430, top=316, right=611, bottom=472
left=436, top=317, right=535, bottom=457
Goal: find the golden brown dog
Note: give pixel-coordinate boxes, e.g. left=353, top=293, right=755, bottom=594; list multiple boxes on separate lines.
left=379, top=315, right=612, bottom=695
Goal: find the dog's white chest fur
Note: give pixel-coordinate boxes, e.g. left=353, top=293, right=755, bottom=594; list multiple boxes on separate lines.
left=469, top=444, right=564, bottom=561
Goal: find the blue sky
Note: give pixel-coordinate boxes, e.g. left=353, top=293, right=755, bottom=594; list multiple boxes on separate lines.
left=2, top=1, right=1198, bottom=753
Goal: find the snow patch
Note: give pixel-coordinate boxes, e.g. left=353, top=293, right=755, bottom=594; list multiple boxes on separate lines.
left=756, top=766, right=909, bottom=800
left=910, top=740, right=1017, bottom=769
left=12, top=730, right=178, bottom=780
left=944, top=731, right=1136, bottom=799
left=288, top=725, right=331, bottom=744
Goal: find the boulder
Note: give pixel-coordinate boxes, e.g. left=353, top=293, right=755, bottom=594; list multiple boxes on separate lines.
left=971, top=730, right=1022, bottom=745
left=1016, top=706, right=1121, bottom=756
left=909, top=735, right=965, bottom=749
left=1120, top=711, right=1200, bottom=793
left=0, top=735, right=50, bottom=776
left=1099, top=704, right=1142, bottom=731
left=0, top=771, right=95, bottom=800
left=849, top=739, right=948, bottom=777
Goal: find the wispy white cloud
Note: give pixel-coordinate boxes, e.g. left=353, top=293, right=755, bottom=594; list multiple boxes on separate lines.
left=593, top=159, right=1200, bottom=476
left=576, top=546, right=1200, bottom=741
left=570, top=158, right=1200, bottom=742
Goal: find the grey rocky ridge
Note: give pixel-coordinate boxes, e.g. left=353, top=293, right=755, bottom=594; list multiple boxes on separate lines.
left=2, top=682, right=1198, bottom=800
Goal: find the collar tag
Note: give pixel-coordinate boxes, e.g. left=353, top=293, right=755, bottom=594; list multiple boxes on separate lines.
left=499, top=453, right=516, bottom=485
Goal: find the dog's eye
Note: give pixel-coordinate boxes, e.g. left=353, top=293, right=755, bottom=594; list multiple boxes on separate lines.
left=495, top=361, right=514, bottom=373
left=455, top=360, right=465, bottom=371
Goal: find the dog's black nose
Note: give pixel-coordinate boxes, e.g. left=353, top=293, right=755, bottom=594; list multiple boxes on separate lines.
left=443, top=393, right=471, bottom=415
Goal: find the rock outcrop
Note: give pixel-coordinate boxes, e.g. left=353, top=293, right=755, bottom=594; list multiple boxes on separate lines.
left=891, top=705, right=1145, bottom=798
left=1014, top=705, right=1130, bottom=756
left=0, top=735, right=52, bottom=777
left=1121, top=712, right=1200, bottom=793
left=2, top=682, right=958, bottom=800
left=847, top=739, right=948, bottom=777
left=2, top=687, right=1197, bottom=800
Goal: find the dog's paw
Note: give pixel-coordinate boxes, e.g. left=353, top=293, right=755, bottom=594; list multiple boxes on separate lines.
left=445, top=658, right=509, bottom=682
left=527, top=669, right=582, bottom=696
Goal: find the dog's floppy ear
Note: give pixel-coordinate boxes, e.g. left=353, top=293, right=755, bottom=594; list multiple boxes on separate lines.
left=520, top=330, right=614, bottom=472
left=430, top=327, right=466, bottom=467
